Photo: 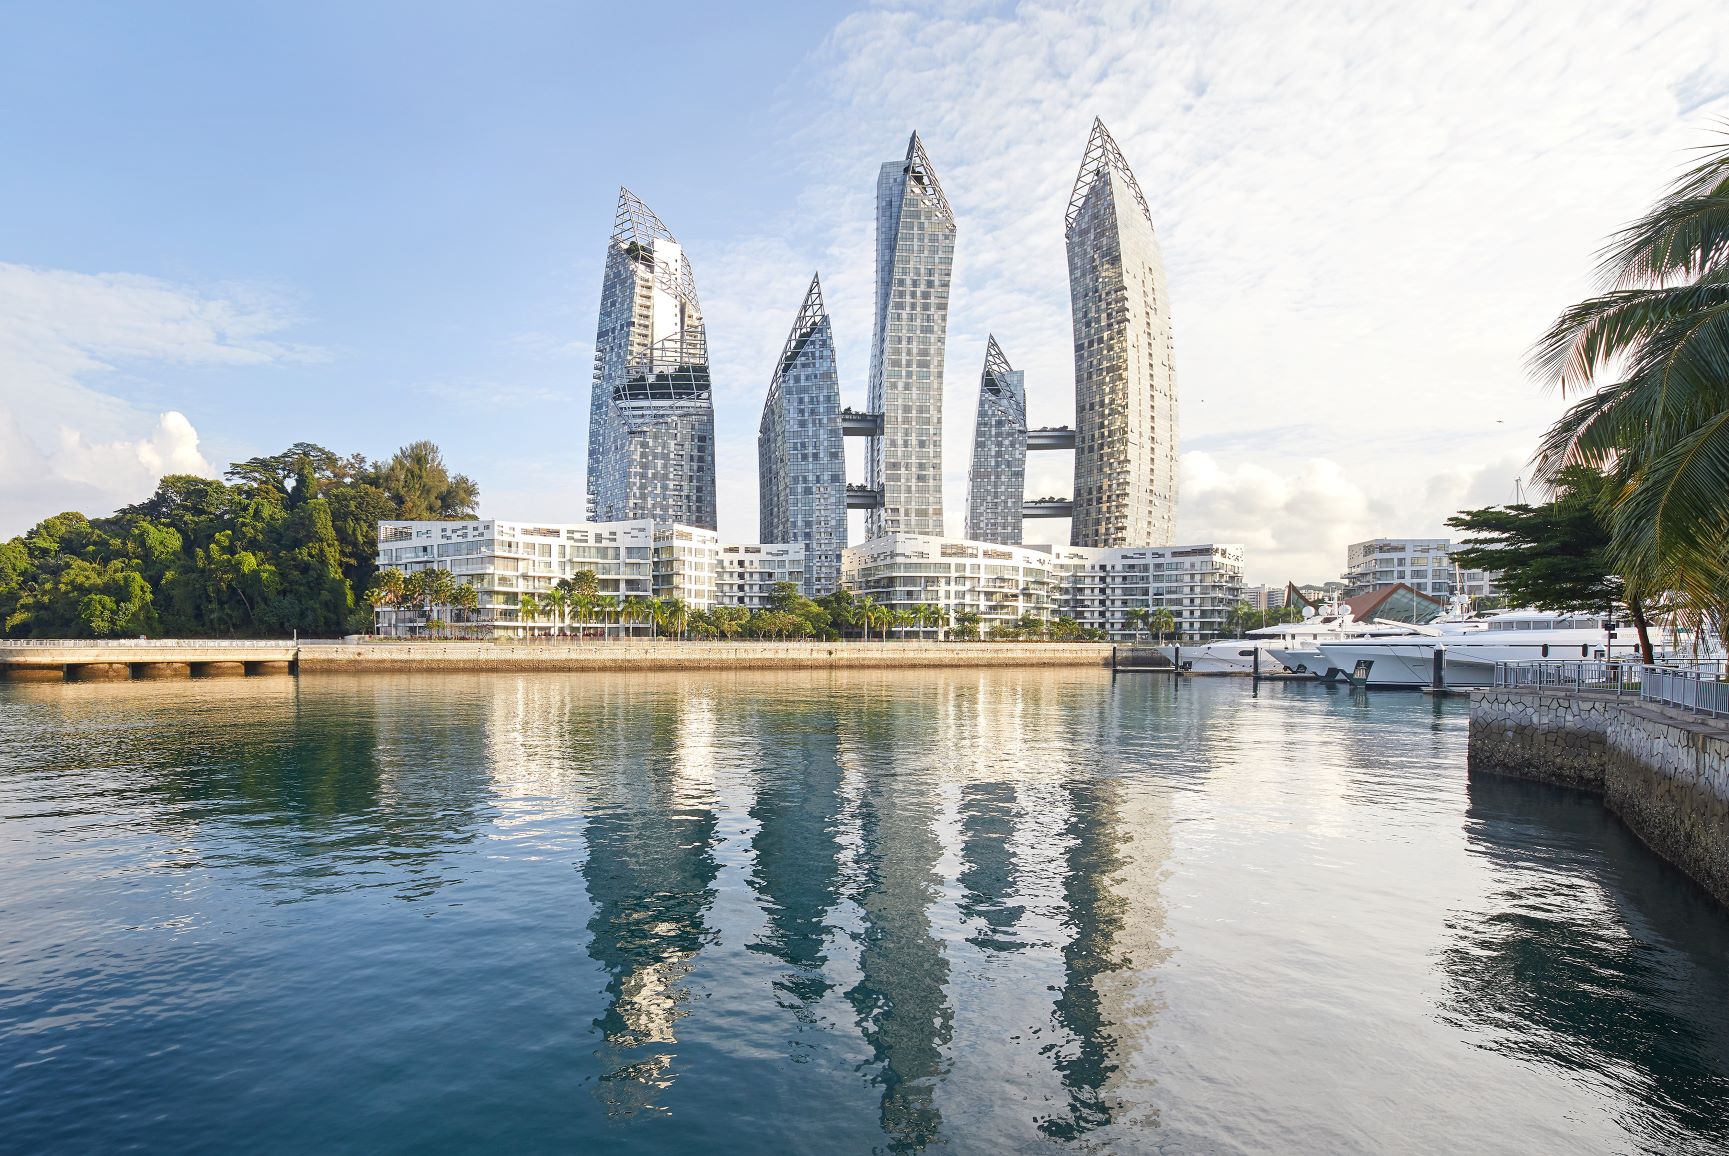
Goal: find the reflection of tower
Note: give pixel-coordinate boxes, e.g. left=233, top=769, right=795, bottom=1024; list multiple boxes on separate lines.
left=746, top=711, right=846, bottom=1014
left=841, top=704, right=954, bottom=1150
left=578, top=685, right=722, bottom=1117
left=957, top=781, right=1025, bottom=951
left=1043, top=768, right=1171, bottom=1139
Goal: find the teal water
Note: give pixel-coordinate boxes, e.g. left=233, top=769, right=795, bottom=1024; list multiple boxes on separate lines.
left=2, top=671, right=1728, bottom=1154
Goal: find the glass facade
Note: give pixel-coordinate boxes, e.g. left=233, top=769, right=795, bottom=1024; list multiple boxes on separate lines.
left=1065, top=119, right=1178, bottom=548
left=867, top=132, right=956, bottom=538
left=964, top=336, right=1026, bottom=545
left=587, top=188, right=718, bottom=529
left=758, top=274, right=845, bottom=595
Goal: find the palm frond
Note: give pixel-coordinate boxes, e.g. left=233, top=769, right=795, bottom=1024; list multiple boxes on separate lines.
left=1528, top=282, right=1729, bottom=392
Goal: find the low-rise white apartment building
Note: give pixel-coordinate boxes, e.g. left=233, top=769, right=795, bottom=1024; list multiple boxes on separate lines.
left=716, top=543, right=807, bottom=610
left=841, top=534, right=1245, bottom=641
left=373, top=519, right=802, bottom=636
left=1343, top=538, right=1500, bottom=601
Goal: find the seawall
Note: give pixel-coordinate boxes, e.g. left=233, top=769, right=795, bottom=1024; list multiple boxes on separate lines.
left=1469, top=687, right=1729, bottom=906
left=295, top=640, right=1116, bottom=672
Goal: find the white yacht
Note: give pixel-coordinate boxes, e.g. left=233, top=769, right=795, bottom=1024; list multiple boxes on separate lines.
left=1153, top=601, right=1420, bottom=677
left=1316, top=609, right=1614, bottom=688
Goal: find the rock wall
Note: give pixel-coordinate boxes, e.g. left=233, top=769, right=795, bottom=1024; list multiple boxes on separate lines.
left=1470, top=687, right=1729, bottom=906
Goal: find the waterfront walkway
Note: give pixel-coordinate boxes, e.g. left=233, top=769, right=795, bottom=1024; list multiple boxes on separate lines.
left=0, top=639, right=1119, bottom=678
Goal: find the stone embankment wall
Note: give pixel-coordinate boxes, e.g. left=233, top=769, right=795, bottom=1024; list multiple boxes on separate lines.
left=1470, top=688, right=1729, bottom=906
left=297, top=640, right=1116, bottom=673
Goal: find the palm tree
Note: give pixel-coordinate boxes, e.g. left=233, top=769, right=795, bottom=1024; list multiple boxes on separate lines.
left=424, top=569, right=457, bottom=637
left=1533, top=133, right=1729, bottom=633
left=661, top=597, right=690, bottom=640
left=1123, top=606, right=1150, bottom=641
left=952, top=609, right=982, bottom=641
left=595, top=594, right=618, bottom=639
left=541, top=586, right=569, bottom=637
left=450, top=582, right=479, bottom=636
left=1150, top=607, right=1176, bottom=643
left=862, top=599, right=891, bottom=641
left=517, top=592, right=542, bottom=635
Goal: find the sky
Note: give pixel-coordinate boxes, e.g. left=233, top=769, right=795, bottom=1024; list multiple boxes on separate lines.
left=3, top=0, right=1728, bottom=584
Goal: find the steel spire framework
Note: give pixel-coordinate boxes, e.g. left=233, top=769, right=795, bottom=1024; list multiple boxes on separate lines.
left=586, top=187, right=717, bottom=529
left=758, top=273, right=845, bottom=595
left=1064, top=118, right=1178, bottom=547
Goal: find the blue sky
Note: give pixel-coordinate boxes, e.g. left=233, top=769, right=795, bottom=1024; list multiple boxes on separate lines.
left=4, top=1, right=1728, bottom=582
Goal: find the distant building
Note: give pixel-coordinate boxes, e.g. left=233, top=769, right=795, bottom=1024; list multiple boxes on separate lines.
left=866, top=132, right=955, bottom=538
left=1342, top=538, right=1501, bottom=601
left=758, top=274, right=845, bottom=595
left=373, top=519, right=803, bottom=637
left=586, top=190, right=717, bottom=529
left=1242, top=584, right=1286, bottom=612
left=1066, top=119, right=1178, bottom=547
left=842, top=534, right=1243, bottom=642
left=964, top=336, right=1027, bottom=545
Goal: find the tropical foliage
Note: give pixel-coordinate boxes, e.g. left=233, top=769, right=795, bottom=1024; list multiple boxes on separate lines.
left=0, top=442, right=478, bottom=638
left=1531, top=133, right=1729, bottom=637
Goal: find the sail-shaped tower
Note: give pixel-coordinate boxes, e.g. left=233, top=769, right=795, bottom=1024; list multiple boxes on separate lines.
left=866, top=132, right=956, bottom=538
left=963, top=336, right=1027, bottom=545
left=586, top=188, right=717, bottom=529
left=758, top=274, right=846, bottom=595
left=1065, top=120, right=1178, bottom=547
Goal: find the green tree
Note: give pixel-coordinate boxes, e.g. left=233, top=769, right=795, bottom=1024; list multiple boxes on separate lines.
left=375, top=441, right=480, bottom=520
left=1150, top=607, right=1176, bottom=643
left=1448, top=464, right=1654, bottom=660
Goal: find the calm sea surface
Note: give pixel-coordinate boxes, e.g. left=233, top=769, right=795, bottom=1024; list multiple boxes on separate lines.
left=3, top=671, right=1728, bottom=1154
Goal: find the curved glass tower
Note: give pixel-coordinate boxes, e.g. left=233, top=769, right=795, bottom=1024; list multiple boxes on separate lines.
left=1065, top=119, right=1178, bottom=547
left=586, top=187, right=718, bottom=529
left=867, top=132, right=956, bottom=538
left=964, top=336, right=1026, bottom=545
left=758, top=273, right=845, bottom=595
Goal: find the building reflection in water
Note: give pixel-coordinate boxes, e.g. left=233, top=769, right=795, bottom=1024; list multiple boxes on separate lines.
left=459, top=668, right=1177, bottom=1144
left=1439, top=774, right=1729, bottom=1148
left=838, top=688, right=956, bottom=1152
left=570, top=680, right=723, bottom=1118
left=742, top=699, right=847, bottom=1020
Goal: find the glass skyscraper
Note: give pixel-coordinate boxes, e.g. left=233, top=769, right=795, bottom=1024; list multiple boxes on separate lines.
left=866, top=132, right=956, bottom=538
left=963, top=336, right=1026, bottom=545
left=1065, top=119, right=1178, bottom=547
left=758, top=273, right=845, bottom=595
left=586, top=187, right=718, bottom=529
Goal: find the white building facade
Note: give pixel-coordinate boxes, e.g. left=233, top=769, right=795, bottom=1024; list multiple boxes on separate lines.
left=373, top=519, right=806, bottom=636
left=716, top=543, right=808, bottom=610
left=841, top=534, right=1244, bottom=642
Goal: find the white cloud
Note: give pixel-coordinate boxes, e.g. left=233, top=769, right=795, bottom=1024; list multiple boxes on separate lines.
left=0, top=263, right=305, bottom=537
left=682, top=0, right=1729, bottom=569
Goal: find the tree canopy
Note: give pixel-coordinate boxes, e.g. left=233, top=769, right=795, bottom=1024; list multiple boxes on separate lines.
left=0, top=441, right=478, bottom=638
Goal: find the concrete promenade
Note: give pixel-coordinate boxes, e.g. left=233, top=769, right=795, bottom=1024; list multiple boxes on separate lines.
left=1471, top=686, right=1729, bottom=907
left=0, top=639, right=1118, bottom=679
left=296, top=640, right=1116, bottom=672
left=0, top=639, right=298, bottom=681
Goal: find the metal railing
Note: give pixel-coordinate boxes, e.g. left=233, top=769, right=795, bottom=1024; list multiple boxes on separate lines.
left=1494, top=660, right=1728, bottom=720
